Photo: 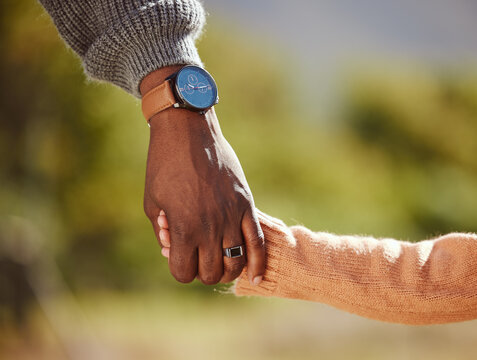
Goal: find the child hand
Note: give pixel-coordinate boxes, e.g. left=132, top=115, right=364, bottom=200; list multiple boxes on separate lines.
left=157, top=210, right=171, bottom=259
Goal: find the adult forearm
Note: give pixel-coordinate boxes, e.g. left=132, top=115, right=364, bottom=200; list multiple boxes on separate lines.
left=235, top=210, right=477, bottom=325
left=38, top=0, right=205, bottom=97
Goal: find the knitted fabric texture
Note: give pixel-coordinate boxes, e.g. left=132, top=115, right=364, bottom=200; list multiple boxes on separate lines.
left=235, top=210, right=477, bottom=325
left=38, top=0, right=205, bottom=97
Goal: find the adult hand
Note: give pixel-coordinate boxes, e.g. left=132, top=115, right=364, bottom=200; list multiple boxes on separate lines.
left=141, top=66, right=265, bottom=285
left=156, top=210, right=265, bottom=283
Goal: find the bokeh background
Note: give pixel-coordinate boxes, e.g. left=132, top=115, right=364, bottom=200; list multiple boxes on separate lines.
left=1, top=0, right=477, bottom=359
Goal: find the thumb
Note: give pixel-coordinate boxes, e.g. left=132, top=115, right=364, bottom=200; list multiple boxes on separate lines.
left=241, top=207, right=266, bottom=285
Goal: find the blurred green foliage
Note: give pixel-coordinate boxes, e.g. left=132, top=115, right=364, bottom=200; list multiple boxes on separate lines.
left=1, top=0, right=476, bottom=297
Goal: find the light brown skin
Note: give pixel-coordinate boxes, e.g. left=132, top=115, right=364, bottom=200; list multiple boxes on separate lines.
left=140, top=66, right=265, bottom=285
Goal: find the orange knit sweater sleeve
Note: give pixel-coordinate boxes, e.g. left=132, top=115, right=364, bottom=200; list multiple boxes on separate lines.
left=234, top=210, right=477, bottom=325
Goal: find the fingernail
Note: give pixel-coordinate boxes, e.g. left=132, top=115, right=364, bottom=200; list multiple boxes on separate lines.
left=160, top=210, right=165, bottom=216
left=252, top=276, right=262, bottom=286
left=159, top=231, right=165, bottom=242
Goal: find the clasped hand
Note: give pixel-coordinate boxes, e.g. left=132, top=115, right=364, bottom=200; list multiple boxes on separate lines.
left=141, top=68, right=265, bottom=285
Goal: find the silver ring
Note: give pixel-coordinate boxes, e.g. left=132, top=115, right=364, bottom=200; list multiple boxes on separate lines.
left=223, top=245, right=244, bottom=258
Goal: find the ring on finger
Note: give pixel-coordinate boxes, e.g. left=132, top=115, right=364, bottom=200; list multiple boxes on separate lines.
left=223, top=245, right=245, bottom=258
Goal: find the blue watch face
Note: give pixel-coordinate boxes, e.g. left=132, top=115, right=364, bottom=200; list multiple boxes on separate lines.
left=175, top=66, right=218, bottom=110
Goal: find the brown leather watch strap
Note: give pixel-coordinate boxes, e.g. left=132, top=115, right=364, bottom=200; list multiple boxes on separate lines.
left=141, top=79, right=177, bottom=122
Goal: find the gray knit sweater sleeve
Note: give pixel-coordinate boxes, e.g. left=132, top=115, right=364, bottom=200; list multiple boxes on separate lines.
left=38, top=0, right=205, bottom=98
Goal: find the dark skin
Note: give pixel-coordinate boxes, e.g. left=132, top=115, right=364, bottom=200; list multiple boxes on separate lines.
left=140, top=66, right=265, bottom=285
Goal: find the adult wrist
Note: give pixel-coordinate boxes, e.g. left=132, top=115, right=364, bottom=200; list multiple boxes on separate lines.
left=140, top=66, right=220, bottom=132
left=140, top=66, right=185, bottom=96
left=141, top=65, right=189, bottom=130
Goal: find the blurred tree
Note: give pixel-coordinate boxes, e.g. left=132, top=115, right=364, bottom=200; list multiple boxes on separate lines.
left=342, top=66, right=477, bottom=236
left=1, top=0, right=476, bottom=306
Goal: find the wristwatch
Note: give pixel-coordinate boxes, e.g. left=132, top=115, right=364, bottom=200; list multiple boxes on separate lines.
left=141, top=65, right=219, bottom=124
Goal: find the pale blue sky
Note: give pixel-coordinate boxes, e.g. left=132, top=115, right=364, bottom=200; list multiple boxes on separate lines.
left=203, top=0, right=477, bottom=114
left=203, top=0, right=477, bottom=65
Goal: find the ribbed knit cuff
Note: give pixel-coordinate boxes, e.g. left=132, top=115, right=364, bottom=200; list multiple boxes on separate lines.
left=82, top=0, right=205, bottom=98
left=234, top=210, right=296, bottom=297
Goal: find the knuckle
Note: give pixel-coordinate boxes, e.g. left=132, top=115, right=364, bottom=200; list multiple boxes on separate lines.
left=199, top=272, right=221, bottom=285
left=237, top=190, right=253, bottom=207
left=201, top=255, right=217, bottom=270
left=171, top=269, right=195, bottom=284
left=224, top=198, right=237, bottom=211
left=169, top=251, right=196, bottom=283
left=220, top=193, right=249, bottom=216
left=170, top=222, right=189, bottom=240
left=227, top=259, right=245, bottom=276
left=198, top=253, right=222, bottom=285
left=248, top=232, right=265, bottom=249
left=199, top=214, right=217, bottom=237
left=174, top=274, right=195, bottom=284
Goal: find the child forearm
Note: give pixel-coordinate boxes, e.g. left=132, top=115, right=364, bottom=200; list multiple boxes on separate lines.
left=235, top=210, right=477, bottom=325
